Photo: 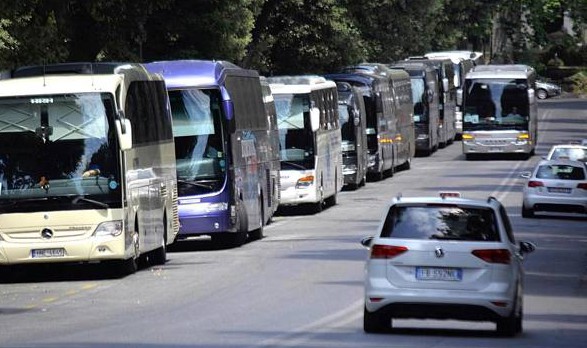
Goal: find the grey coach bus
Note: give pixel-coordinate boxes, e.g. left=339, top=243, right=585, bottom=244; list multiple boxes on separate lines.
left=458, top=64, right=538, bottom=160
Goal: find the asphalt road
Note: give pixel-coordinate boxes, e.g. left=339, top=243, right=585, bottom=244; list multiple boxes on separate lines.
left=1, top=98, right=586, bottom=348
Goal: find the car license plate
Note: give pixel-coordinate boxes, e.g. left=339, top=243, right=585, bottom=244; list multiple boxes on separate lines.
left=416, top=267, right=462, bottom=281
left=548, top=187, right=571, bottom=194
left=31, top=248, right=65, bottom=258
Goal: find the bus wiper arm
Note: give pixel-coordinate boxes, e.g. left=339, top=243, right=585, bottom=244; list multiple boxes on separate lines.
left=281, top=161, right=307, bottom=170
left=178, top=179, right=214, bottom=190
left=72, top=196, right=109, bottom=209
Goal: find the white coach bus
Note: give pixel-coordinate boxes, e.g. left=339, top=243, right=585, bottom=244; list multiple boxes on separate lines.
left=0, top=63, right=179, bottom=274
left=458, top=64, right=538, bottom=160
left=268, top=76, right=343, bottom=213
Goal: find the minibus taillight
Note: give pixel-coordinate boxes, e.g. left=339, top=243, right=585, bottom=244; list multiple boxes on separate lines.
left=472, top=249, right=511, bottom=264
left=528, top=180, right=544, bottom=188
left=370, top=245, right=408, bottom=259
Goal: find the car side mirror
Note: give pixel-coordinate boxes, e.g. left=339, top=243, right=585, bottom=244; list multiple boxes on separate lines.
left=519, top=241, right=536, bottom=255
left=361, top=236, right=374, bottom=249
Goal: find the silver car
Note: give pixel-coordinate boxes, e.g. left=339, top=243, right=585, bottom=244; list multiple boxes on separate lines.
left=545, top=144, right=587, bottom=165
left=361, top=193, right=535, bottom=336
left=536, top=80, right=561, bottom=99
left=521, top=159, right=587, bottom=217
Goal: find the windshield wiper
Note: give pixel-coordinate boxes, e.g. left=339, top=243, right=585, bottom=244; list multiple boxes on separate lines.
left=178, top=179, right=214, bottom=190
left=429, top=234, right=464, bottom=240
left=281, top=161, right=307, bottom=170
left=72, top=196, right=109, bottom=209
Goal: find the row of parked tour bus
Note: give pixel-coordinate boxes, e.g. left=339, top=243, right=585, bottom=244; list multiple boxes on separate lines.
left=0, top=52, right=481, bottom=274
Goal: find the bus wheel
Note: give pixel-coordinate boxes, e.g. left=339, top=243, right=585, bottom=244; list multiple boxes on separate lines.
left=149, top=215, right=167, bottom=265
left=248, top=197, right=264, bottom=241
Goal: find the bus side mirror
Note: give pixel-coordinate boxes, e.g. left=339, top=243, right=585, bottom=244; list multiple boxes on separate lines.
left=456, top=89, right=463, bottom=106
left=115, top=118, right=132, bottom=151
left=310, top=107, right=320, bottom=132
left=442, top=78, right=449, bottom=93
left=528, top=89, right=536, bottom=104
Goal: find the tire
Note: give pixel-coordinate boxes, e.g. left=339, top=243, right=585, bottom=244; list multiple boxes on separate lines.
left=149, top=217, right=167, bottom=266
left=248, top=197, right=264, bottom=241
left=213, top=202, right=247, bottom=247
left=497, top=288, right=523, bottom=337
left=536, top=89, right=548, bottom=100
left=521, top=204, right=534, bottom=218
left=363, top=306, right=390, bottom=334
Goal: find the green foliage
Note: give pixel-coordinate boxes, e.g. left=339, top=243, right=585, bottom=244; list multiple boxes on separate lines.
left=0, top=0, right=584, bottom=73
left=568, top=70, right=587, bottom=96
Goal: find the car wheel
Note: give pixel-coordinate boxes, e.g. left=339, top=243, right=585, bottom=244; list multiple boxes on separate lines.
left=363, top=306, right=390, bottom=333
left=496, top=312, right=517, bottom=337
left=522, top=204, right=534, bottom=218
left=536, top=89, right=548, bottom=100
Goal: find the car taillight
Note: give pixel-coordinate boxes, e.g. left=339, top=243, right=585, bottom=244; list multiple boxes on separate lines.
left=577, top=183, right=587, bottom=190
left=370, top=245, right=408, bottom=259
left=472, top=249, right=511, bottom=264
left=528, top=180, right=544, bottom=188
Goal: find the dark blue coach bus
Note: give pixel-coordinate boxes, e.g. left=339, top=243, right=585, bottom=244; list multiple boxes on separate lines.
left=146, top=60, right=276, bottom=247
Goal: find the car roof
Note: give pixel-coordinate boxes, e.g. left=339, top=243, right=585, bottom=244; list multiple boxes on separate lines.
left=388, top=195, right=498, bottom=209
left=535, top=158, right=587, bottom=167
left=549, top=144, right=587, bottom=149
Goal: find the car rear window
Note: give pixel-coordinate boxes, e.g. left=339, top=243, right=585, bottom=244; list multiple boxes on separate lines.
left=380, top=205, right=500, bottom=241
left=536, top=164, right=586, bottom=180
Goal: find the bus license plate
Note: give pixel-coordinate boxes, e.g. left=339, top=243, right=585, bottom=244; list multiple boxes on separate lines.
left=488, top=147, right=502, bottom=153
left=31, top=248, right=65, bottom=258
left=416, top=267, right=462, bottom=281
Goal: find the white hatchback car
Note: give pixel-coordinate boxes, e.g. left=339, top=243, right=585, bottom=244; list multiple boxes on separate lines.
left=521, top=159, right=587, bottom=217
left=361, top=193, right=535, bottom=336
left=545, top=144, right=587, bottom=165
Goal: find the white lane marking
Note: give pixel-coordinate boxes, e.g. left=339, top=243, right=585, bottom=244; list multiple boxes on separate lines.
left=244, top=298, right=364, bottom=348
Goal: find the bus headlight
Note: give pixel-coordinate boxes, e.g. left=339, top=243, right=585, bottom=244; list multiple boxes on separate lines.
left=93, top=221, right=123, bottom=237
left=462, top=133, right=475, bottom=142
left=516, top=133, right=530, bottom=144
left=296, top=175, right=314, bottom=189
left=368, top=155, right=377, bottom=167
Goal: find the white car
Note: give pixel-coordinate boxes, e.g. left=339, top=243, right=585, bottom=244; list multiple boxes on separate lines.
left=545, top=144, right=587, bottom=165
left=521, top=159, right=587, bottom=217
left=361, top=193, right=535, bottom=336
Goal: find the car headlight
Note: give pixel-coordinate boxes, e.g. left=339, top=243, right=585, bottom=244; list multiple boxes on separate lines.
left=93, top=220, right=124, bottom=237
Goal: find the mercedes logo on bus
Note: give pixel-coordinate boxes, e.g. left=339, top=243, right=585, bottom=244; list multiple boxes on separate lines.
left=41, top=228, right=54, bottom=239
left=435, top=247, right=445, bottom=258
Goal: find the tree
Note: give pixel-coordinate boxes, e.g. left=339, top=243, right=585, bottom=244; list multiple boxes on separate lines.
left=245, top=0, right=367, bottom=75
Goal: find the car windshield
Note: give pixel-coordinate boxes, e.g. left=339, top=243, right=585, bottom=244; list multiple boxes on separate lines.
left=380, top=205, right=500, bottom=241
left=536, top=164, right=586, bottom=180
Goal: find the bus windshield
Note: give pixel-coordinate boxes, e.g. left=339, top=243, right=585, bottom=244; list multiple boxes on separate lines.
left=169, top=89, right=226, bottom=196
left=0, top=93, right=121, bottom=212
left=410, top=78, right=427, bottom=123
left=338, top=104, right=356, bottom=149
left=274, top=93, right=315, bottom=170
left=463, top=79, right=529, bottom=131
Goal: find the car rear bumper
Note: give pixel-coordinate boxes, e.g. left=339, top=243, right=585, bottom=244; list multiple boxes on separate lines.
left=524, top=194, right=587, bottom=213
left=365, top=281, right=516, bottom=319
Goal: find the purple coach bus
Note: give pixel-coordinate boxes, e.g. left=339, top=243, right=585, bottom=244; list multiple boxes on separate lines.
left=146, top=60, right=279, bottom=247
